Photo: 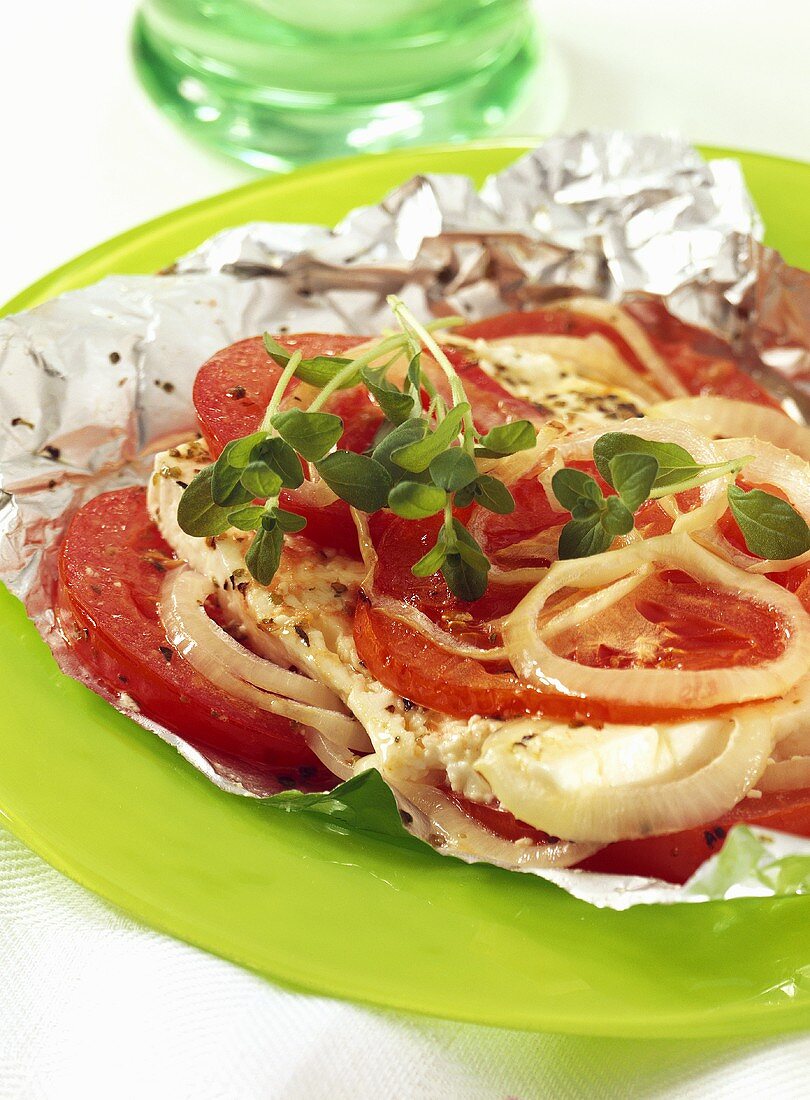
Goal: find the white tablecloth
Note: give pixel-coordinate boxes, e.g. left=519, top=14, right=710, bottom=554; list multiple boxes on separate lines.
left=2, top=1, right=810, bottom=1095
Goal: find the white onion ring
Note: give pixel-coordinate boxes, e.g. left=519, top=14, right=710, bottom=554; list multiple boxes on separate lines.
left=648, top=396, right=810, bottom=462
left=476, top=708, right=774, bottom=843
left=697, top=437, right=810, bottom=574
left=503, top=533, right=810, bottom=711
left=386, top=772, right=601, bottom=869
left=549, top=418, right=729, bottom=536
left=160, top=568, right=371, bottom=751
left=539, top=297, right=689, bottom=398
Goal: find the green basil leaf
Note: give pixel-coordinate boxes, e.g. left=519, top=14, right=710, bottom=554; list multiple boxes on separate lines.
left=391, top=403, right=470, bottom=473
left=294, top=356, right=358, bottom=390
left=271, top=409, right=344, bottom=462
left=388, top=481, right=447, bottom=520
left=411, top=534, right=448, bottom=578
left=472, top=475, right=515, bottom=515
left=240, top=461, right=283, bottom=499
left=609, top=452, right=659, bottom=513
left=221, top=432, right=270, bottom=469
left=315, top=451, right=393, bottom=513
left=360, top=366, right=415, bottom=425
left=602, top=496, right=635, bottom=536
left=594, top=433, right=698, bottom=492
left=210, top=455, right=254, bottom=508
left=271, top=507, right=308, bottom=534
left=252, top=436, right=305, bottom=490
left=245, top=524, right=283, bottom=586
left=429, top=448, right=477, bottom=492
left=176, top=466, right=233, bottom=537
left=551, top=467, right=604, bottom=511
left=477, top=420, right=537, bottom=456
left=558, top=516, right=614, bottom=559
left=372, top=418, right=429, bottom=478
left=262, top=333, right=291, bottom=367
left=727, top=485, right=810, bottom=560
left=227, top=504, right=265, bottom=532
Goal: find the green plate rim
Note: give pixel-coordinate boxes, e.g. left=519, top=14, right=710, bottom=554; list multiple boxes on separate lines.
left=3, top=139, right=810, bottom=1040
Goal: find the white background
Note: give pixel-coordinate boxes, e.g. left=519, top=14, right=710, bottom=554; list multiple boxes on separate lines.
left=2, top=2, right=810, bottom=1097
left=1, top=0, right=809, bottom=304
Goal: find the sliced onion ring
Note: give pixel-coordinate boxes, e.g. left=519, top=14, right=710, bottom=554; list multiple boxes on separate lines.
left=538, top=297, right=688, bottom=398
left=375, top=766, right=601, bottom=869
left=648, top=396, right=810, bottom=463
left=476, top=708, right=773, bottom=843
left=160, top=568, right=371, bottom=751
left=698, top=437, right=810, bottom=574
left=503, top=533, right=810, bottom=711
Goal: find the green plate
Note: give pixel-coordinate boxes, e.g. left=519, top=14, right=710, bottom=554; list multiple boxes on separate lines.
left=3, top=143, right=810, bottom=1039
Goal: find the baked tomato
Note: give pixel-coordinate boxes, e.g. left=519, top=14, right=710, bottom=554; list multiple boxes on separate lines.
left=193, top=334, right=383, bottom=556
left=458, top=305, right=782, bottom=407
left=446, top=787, right=810, bottom=884
left=58, top=486, right=333, bottom=792
left=577, top=787, right=810, bottom=883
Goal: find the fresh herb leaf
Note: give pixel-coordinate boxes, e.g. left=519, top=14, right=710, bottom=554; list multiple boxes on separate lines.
left=411, top=533, right=448, bottom=578
left=227, top=504, right=265, bottom=531
left=361, top=366, right=415, bottom=425
left=390, top=403, right=470, bottom=473
left=429, top=449, right=477, bottom=492
left=470, top=475, right=515, bottom=515
left=558, top=516, right=615, bottom=559
left=476, top=420, right=537, bottom=457
left=552, top=467, right=604, bottom=511
left=176, top=466, right=233, bottom=537
left=252, top=436, right=304, bottom=490
left=240, top=462, right=283, bottom=499
left=602, top=495, right=635, bottom=536
left=388, top=481, right=447, bottom=520
left=315, top=451, right=393, bottom=513
left=221, top=431, right=270, bottom=469
left=210, top=458, right=254, bottom=508
left=262, top=333, right=291, bottom=367
left=294, top=356, right=357, bottom=390
left=441, top=520, right=490, bottom=601
left=245, top=524, right=283, bottom=586
left=594, top=434, right=699, bottom=493
left=727, top=485, right=810, bottom=560
left=372, top=418, right=429, bottom=478
left=271, top=409, right=343, bottom=462
left=609, top=452, right=659, bottom=513
left=271, top=507, right=308, bottom=534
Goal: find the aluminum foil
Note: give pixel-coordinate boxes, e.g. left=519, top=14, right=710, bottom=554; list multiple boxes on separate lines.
left=2, top=131, right=810, bottom=909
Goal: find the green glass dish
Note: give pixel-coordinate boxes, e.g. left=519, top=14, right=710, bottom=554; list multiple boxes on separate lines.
left=131, top=1, right=539, bottom=170
left=3, top=143, right=810, bottom=1038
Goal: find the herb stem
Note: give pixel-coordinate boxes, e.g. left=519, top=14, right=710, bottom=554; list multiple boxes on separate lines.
left=262, top=350, right=303, bottom=429
left=648, top=456, right=753, bottom=500
left=388, top=297, right=476, bottom=453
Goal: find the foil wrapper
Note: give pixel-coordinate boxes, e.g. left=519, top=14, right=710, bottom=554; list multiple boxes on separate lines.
left=2, top=131, right=810, bottom=909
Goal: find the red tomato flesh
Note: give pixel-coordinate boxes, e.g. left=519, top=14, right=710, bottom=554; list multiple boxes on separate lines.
left=192, top=334, right=383, bottom=556
left=57, top=486, right=333, bottom=792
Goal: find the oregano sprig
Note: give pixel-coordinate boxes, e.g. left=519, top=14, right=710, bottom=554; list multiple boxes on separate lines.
left=555, top=432, right=810, bottom=561
left=177, top=301, right=539, bottom=600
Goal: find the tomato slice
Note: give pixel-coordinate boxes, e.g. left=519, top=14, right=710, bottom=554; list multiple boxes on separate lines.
left=192, top=333, right=383, bottom=556
left=57, top=486, right=333, bottom=792
left=446, top=786, right=810, bottom=883
left=625, top=299, right=783, bottom=406
left=458, top=305, right=781, bottom=406
left=578, top=787, right=810, bottom=884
